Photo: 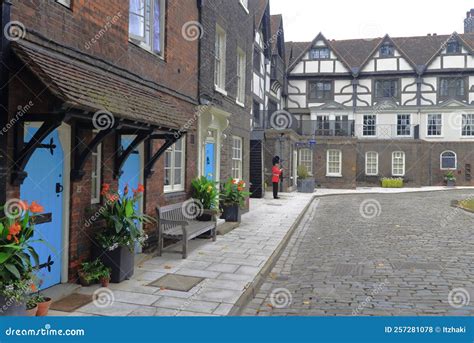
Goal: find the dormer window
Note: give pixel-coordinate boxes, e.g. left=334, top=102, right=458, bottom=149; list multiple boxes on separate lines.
left=446, top=39, right=461, bottom=54
left=380, top=43, right=394, bottom=57
left=309, top=47, right=330, bottom=60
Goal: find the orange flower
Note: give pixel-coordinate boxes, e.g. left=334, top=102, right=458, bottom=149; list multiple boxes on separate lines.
left=237, top=187, right=243, bottom=192
left=30, top=284, right=37, bottom=292
left=29, top=201, right=44, bottom=214
left=231, top=179, right=237, bottom=184
left=101, top=183, right=110, bottom=196
left=7, top=222, right=21, bottom=243
left=105, top=193, right=119, bottom=203
left=133, top=184, right=145, bottom=195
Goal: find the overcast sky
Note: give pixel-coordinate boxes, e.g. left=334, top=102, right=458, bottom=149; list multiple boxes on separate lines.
left=270, top=0, right=474, bottom=42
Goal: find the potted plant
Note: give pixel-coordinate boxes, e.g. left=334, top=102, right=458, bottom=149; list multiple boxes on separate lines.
left=444, top=171, right=456, bottom=187
left=191, top=176, right=219, bottom=221
left=78, top=259, right=110, bottom=287
left=34, top=293, right=52, bottom=317
left=296, top=165, right=315, bottom=193
left=26, top=295, right=38, bottom=316
left=0, top=200, right=45, bottom=316
left=94, top=184, right=155, bottom=283
left=220, top=179, right=251, bottom=223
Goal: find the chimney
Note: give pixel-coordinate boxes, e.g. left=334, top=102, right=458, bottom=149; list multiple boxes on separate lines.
left=466, top=9, right=474, bottom=33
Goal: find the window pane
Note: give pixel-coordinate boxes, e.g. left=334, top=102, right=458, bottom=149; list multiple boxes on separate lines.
left=153, top=0, right=161, bottom=53
left=164, top=169, right=171, bottom=186
left=174, top=151, right=182, bottom=168
left=174, top=168, right=182, bottom=186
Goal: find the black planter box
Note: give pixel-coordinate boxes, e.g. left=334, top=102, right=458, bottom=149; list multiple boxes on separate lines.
left=93, top=244, right=134, bottom=283
left=222, top=205, right=241, bottom=222
left=0, top=296, right=26, bottom=316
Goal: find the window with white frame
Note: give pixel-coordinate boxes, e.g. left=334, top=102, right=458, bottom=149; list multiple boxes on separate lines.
left=91, top=142, right=102, bottom=204
left=129, top=0, right=166, bottom=55
left=164, top=138, right=185, bottom=192
left=397, top=114, right=411, bottom=136
left=299, top=149, right=313, bottom=175
left=236, top=48, right=246, bottom=104
left=232, top=136, right=243, bottom=180
left=214, top=25, right=227, bottom=91
left=462, top=114, right=474, bottom=136
left=365, top=151, right=379, bottom=176
left=327, top=150, right=342, bottom=177
left=392, top=151, right=405, bottom=176
left=363, top=115, right=377, bottom=136
left=440, top=151, right=457, bottom=170
left=427, top=114, right=442, bottom=136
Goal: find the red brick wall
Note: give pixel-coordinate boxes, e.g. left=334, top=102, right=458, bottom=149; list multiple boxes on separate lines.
left=10, top=0, right=199, bottom=101
left=7, top=0, right=200, bottom=282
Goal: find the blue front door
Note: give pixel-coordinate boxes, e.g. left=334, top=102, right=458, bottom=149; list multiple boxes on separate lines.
left=20, top=126, right=64, bottom=290
left=118, top=136, right=142, bottom=253
left=204, top=142, right=216, bottom=180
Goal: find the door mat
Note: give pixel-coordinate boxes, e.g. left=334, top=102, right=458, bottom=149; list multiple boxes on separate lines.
left=148, top=274, right=204, bottom=292
left=50, top=293, right=92, bottom=312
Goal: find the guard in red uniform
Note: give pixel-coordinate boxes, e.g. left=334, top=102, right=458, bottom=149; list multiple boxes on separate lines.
left=272, top=161, right=283, bottom=199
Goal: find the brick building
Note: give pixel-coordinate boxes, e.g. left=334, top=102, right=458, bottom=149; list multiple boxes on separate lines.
left=196, top=0, right=254, bottom=187
left=1, top=0, right=200, bottom=287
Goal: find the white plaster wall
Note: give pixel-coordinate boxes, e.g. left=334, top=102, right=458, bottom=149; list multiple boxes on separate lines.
left=288, top=80, right=306, bottom=93
left=421, top=77, right=437, bottom=92
left=399, top=59, right=413, bottom=71
left=420, top=112, right=474, bottom=141
left=335, top=61, right=348, bottom=73
left=401, top=78, right=417, bottom=91
left=305, top=61, right=319, bottom=73
left=320, top=61, right=333, bottom=73
left=335, top=95, right=352, bottom=104
left=467, top=56, right=474, bottom=68
left=421, top=93, right=437, bottom=105
left=428, top=57, right=442, bottom=70
left=287, top=95, right=306, bottom=108
left=362, top=60, right=375, bottom=72
left=443, top=56, right=465, bottom=69
left=377, top=58, right=398, bottom=71
left=291, top=62, right=304, bottom=74
left=334, top=80, right=352, bottom=93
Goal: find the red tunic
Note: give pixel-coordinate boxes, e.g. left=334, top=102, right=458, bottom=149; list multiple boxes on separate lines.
left=272, top=166, right=282, bottom=183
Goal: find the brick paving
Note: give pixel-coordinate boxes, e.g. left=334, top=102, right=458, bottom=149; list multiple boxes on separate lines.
left=242, top=190, right=474, bottom=316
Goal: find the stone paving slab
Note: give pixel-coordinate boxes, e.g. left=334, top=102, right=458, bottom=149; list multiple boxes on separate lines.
left=52, top=192, right=314, bottom=317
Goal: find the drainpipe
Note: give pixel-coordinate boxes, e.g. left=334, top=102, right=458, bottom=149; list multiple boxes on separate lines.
left=0, top=1, right=12, bottom=205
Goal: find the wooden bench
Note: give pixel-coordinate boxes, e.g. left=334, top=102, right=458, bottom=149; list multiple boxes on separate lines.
left=156, top=202, right=218, bottom=259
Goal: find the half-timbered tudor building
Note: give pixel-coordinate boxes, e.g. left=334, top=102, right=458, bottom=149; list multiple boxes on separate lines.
left=286, top=32, right=474, bottom=188
left=1, top=0, right=200, bottom=288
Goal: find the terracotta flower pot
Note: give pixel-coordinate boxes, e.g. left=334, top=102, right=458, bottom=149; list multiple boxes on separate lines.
left=36, top=298, right=52, bottom=317
left=26, top=305, right=38, bottom=317
left=100, top=277, right=110, bottom=288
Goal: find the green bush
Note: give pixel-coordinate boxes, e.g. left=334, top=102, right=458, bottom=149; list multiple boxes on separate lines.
left=381, top=178, right=404, bottom=188
left=297, top=165, right=309, bottom=180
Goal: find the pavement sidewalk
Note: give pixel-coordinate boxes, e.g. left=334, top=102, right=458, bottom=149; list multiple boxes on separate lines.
left=49, top=192, right=315, bottom=317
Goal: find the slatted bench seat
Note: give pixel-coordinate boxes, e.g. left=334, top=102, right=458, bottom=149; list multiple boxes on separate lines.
left=156, top=202, right=218, bottom=259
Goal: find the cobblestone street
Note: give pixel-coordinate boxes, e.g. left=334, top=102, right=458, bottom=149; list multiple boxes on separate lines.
left=242, top=190, right=474, bottom=316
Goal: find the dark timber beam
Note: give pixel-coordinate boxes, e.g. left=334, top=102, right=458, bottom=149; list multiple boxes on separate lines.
left=12, top=113, right=66, bottom=185
left=114, top=131, right=152, bottom=179
left=71, top=125, right=118, bottom=180
left=144, top=133, right=183, bottom=179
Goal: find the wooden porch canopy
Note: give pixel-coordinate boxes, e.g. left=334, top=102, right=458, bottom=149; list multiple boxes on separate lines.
left=10, top=34, right=185, bottom=184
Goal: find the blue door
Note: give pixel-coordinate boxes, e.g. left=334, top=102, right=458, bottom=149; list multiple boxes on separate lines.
left=118, top=136, right=142, bottom=253
left=20, top=127, right=64, bottom=290
left=204, top=142, right=216, bottom=180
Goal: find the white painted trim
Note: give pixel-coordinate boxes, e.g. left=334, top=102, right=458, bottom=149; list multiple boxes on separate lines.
left=365, top=151, right=379, bottom=176
left=326, top=149, right=342, bottom=177
left=440, top=150, right=458, bottom=170
left=392, top=151, right=406, bottom=177
left=57, top=123, right=71, bottom=284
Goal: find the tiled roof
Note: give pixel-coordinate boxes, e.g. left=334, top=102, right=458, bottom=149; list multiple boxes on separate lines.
left=251, top=0, right=269, bottom=28
left=12, top=34, right=183, bottom=129
left=287, top=33, right=474, bottom=71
